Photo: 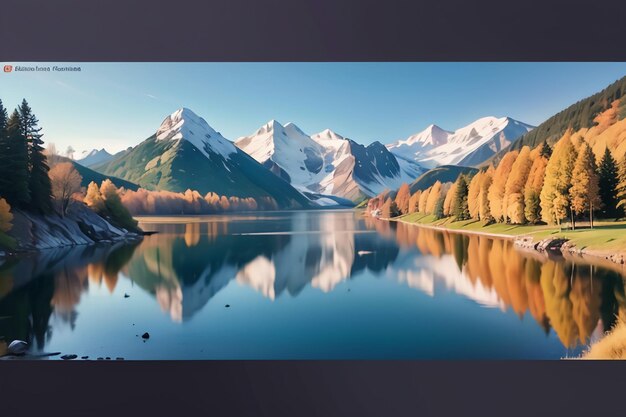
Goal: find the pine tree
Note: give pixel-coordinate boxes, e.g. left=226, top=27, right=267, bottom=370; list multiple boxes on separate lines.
left=598, top=147, right=620, bottom=218
left=540, top=141, right=552, bottom=159
left=451, top=175, right=470, bottom=221
left=19, top=100, right=53, bottom=213
left=0, top=110, right=30, bottom=208
left=570, top=143, right=600, bottom=228
left=433, top=197, right=445, bottom=220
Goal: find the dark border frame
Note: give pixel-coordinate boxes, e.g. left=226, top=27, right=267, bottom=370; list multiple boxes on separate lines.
left=1, top=0, right=626, bottom=62
left=2, top=0, right=626, bottom=416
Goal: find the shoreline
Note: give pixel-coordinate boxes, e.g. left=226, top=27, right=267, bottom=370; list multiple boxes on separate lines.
left=389, top=215, right=626, bottom=270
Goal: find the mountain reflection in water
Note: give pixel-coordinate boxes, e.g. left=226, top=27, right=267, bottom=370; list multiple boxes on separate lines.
left=1, top=210, right=625, bottom=358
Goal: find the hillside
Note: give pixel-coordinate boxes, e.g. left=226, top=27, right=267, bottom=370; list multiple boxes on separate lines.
left=491, top=75, right=626, bottom=164
left=57, top=156, right=139, bottom=190
left=409, top=165, right=478, bottom=193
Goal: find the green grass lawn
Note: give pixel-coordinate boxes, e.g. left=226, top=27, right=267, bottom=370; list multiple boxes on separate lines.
left=397, top=213, right=626, bottom=252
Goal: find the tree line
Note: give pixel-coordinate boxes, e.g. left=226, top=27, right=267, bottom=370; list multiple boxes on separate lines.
left=117, top=187, right=278, bottom=215
left=370, top=131, right=626, bottom=229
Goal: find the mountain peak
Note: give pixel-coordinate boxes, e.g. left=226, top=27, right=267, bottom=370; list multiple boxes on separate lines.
left=156, top=108, right=236, bottom=157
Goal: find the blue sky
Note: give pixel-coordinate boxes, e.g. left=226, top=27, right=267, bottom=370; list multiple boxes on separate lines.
left=1, top=62, right=626, bottom=154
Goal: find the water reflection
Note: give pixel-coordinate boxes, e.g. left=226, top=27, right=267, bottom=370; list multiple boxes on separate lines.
left=1, top=210, right=625, bottom=356
left=382, top=220, right=626, bottom=348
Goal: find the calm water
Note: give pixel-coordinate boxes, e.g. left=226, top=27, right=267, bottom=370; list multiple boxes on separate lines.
left=1, top=210, right=625, bottom=359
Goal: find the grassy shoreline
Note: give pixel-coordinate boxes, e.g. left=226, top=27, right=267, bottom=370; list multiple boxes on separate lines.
left=392, top=212, right=626, bottom=265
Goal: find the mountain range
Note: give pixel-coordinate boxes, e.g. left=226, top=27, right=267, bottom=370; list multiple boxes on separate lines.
left=92, top=108, right=312, bottom=209
left=81, top=108, right=533, bottom=205
left=235, top=121, right=424, bottom=201
left=77, top=148, right=114, bottom=167
left=387, top=116, right=534, bottom=168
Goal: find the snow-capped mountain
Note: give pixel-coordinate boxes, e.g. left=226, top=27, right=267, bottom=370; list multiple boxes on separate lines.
left=235, top=122, right=425, bottom=202
left=76, top=148, right=114, bottom=167
left=387, top=116, right=534, bottom=168
left=93, top=108, right=312, bottom=209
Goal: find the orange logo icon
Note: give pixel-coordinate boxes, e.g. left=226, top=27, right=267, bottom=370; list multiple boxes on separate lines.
left=3, top=65, right=12, bottom=73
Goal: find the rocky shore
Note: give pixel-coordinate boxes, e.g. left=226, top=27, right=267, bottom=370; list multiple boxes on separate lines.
left=514, top=235, right=626, bottom=266
left=0, top=203, right=142, bottom=258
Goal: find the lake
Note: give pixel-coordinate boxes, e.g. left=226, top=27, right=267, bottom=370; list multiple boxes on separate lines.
left=1, top=209, right=624, bottom=359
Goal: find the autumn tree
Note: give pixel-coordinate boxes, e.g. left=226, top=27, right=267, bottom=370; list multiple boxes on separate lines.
left=505, top=146, right=533, bottom=224
left=0, top=198, right=13, bottom=232
left=467, top=172, right=482, bottom=220
left=443, top=181, right=458, bottom=217
left=524, top=153, right=548, bottom=224
left=49, top=162, right=83, bottom=216
left=425, top=181, right=443, bottom=214
left=617, top=153, right=626, bottom=216
left=408, top=190, right=421, bottom=214
left=598, top=147, right=620, bottom=218
left=476, top=167, right=493, bottom=224
left=488, top=150, right=518, bottom=222
left=100, top=180, right=138, bottom=230
left=84, top=181, right=106, bottom=212
left=540, top=132, right=577, bottom=227
left=569, top=143, right=600, bottom=228
left=418, top=187, right=431, bottom=214
left=394, top=183, right=411, bottom=215
left=380, top=198, right=400, bottom=218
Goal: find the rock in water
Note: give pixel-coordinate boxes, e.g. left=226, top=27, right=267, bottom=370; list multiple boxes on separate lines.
left=142, top=332, right=150, bottom=340
left=61, top=354, right=78, bottom=360
left=8, top=340, right=28, bottom=355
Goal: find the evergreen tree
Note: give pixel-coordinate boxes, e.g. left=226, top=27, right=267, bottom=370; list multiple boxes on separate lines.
left=598, top=147, right=620, bottom=218
left=433, top=197, right=445, bottom=220
left=19, top=100, right=53, bottom=213
left=451, top=175, right=470, bottom=221
left=0, top=111, right=30, bottom=208
left=540, top=140, right=552, bottom=159
left=570, top=143, right=600, bottom=228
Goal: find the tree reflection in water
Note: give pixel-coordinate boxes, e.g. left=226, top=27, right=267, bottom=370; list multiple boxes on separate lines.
left=1, top=211, right=625, bottom=354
